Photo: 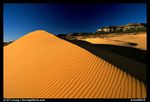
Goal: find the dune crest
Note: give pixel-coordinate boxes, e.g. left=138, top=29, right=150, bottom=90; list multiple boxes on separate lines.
left=5, top=30, right=59, bottom=47
left=4, top=30, right=146, bottom=98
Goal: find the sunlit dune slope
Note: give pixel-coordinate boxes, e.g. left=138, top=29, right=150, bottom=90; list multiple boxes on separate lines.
left=4, top=30, right=146, bottom=98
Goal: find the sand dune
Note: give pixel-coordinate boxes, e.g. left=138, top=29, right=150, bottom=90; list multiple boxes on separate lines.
left=82, top=32, right=146, bottom=50
left=105, top=33, right=146, bottom=50
left=82, top=38, right=136, bottom=47
left=4, top=30, right=146, bottom=98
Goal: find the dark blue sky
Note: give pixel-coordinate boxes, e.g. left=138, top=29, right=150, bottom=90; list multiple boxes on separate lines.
left=4, top=3, right=146, bottom=42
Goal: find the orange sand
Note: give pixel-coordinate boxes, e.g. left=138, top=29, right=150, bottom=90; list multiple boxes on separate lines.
left=82, top=32, right=146, bottom=50
left=105, top=33, right=147, bottom=50
left=4, top=30, right=146, bottom=98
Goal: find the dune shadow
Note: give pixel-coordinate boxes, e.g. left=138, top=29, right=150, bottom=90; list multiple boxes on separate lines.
left=94, top=44, right=146, bottom=64
left=128, top=42, right=138, bottom=46
left=61, top=38, right=146, bottom=84
left=112, top=40, right=138, bottom=46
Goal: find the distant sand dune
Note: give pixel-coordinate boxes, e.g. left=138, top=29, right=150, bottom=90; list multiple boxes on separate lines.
left=4, top=30, right=146, bottom=98
left=82, top=32, right=146, bottom=50
left=106, top=33, right=147, bottom=50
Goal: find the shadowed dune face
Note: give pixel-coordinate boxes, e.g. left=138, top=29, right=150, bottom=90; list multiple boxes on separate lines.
left=4, top=30, right=146, bottom=98
left=94, top=44, right=146, bottom=64
left=66, top=40, right=146, bottom=84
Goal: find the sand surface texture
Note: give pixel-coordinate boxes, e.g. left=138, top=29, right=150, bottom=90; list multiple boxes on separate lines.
left=4, top=30, right=146, bottom=98
left=82, top=32, right=146, bottom=50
